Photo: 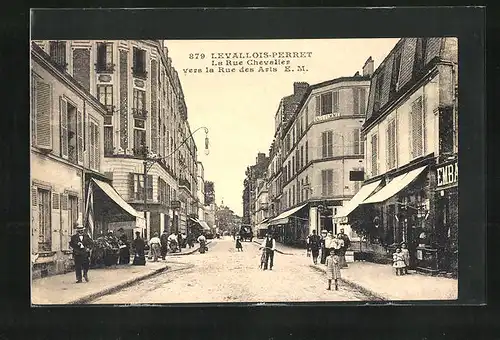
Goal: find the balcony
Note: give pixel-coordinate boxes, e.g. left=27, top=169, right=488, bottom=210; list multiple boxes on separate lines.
left=96, top=62, right=115, bottom=73
left=132, top=108, right=148, bottom=119
left=179, top=178, right=191, bottom=191
left=132, top=66, right=148, bottom=80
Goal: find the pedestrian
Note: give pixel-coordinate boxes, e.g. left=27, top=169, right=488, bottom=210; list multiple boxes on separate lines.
left=326, top=250, right=341, bottom=291
left=104, top=230, right=119, bottom=266
left=117, top=228, right=130, bottom=265
left=338, top=228, right=351, bottom=268
left=332, top=233, right=344, bottom=256
left=393, top=248, right=406, bottom=275
left=322, top=231, right=335, bottom=265
left=148, top=232, right=162, bottom=262
left=319, top=230, right=328, bottom=264
left=235, top=235, right=243, bottom=251
left=400, top=242, right=410, bottom=274
left=69, top=224, right=93, bottom=283
left=186, top=233, right=195, bottom=249
left=168, top=232, right=179, bottom=253
left=260, top=232, right=276, bottom=270
left=160, top=229, right=169, bottom=260
left=132, top=231, right=146, bottom=266
left=307, top=230, right=321, bottom=265
left=198, top=233, right=207, bottom=254
left=177, top=232, right=183, bottom=249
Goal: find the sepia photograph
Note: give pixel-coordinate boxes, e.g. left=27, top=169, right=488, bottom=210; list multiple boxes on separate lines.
left=30, top=36, right=459, bottom=305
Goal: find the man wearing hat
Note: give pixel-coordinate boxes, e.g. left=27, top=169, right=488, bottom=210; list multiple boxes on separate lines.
left=69, top=223, right=93, bottom=283
left=260, top=231, right=277, bottom=270
left=160, top=229, right=169, bottom=260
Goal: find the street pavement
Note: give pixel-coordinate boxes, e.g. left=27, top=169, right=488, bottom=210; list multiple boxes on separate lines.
left=91, top=237, right=372, bottom=304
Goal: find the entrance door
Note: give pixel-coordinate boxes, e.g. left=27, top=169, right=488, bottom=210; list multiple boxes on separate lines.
left=38, top=188, right=51, bottom=252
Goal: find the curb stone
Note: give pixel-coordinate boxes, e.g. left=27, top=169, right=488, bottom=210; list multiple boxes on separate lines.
left=309, top=264, right=386, bottom=301
left=166, top=241, right=212, bottom=256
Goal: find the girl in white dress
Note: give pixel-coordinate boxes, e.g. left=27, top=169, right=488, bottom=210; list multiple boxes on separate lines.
left=393, top=248, right=406, bottom=275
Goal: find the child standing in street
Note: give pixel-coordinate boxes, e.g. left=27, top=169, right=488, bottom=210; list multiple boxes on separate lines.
left=326, top=250, right=341, bottom=290
left=393, top=248, right=406, bottom=275
left=235, top=235, right=243, bottom=252
left=400, top=242, right=410, bottom=274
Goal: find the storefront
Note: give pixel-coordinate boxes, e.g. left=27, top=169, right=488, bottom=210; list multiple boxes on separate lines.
left=434, top=158, right=458, bottom=276
left=268, top=204, right=309, bottom=246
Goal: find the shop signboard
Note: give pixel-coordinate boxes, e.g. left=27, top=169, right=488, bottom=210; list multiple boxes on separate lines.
left=436, top=160, right=458, bottom=188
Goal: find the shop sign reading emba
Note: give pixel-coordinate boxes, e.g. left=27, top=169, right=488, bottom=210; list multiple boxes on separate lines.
left=436, top=161, right=458, bottom=188
left=314, top=112, right=340, bottom=123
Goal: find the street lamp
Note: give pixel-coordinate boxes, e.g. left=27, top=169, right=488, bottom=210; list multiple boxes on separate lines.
left=140, top=126, right=210, bottom=237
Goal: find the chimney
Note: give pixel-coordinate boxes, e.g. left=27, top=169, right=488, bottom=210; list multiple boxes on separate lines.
left=363, top=57, right=374, bottom=77
left=293, top=82, right=309, bottom=97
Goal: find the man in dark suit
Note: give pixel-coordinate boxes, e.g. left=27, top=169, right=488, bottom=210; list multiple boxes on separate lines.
left=69, top=224, right=93, bottom=283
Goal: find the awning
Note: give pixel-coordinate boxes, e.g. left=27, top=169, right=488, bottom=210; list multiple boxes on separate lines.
left=91, top=178, right=144, bottom=221
left=361, top=166, right=428, bottom=205
left=269, top=203, right=308, bottom=225
left=333, top=180, right=382, bottom=223
left=199, top=220, right=211, bottom=231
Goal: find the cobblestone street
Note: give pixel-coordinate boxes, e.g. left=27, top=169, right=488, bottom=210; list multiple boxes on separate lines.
left=91, top=237, right=371, bottom=304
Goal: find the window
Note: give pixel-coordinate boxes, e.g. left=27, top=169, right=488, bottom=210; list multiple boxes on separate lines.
left=37, top=188, right=51, bottom=252
left=295, top=149, right=299, bottom=171
left=104, top=115, right=113, bottom=156
left=132, top=47, right=147, bottom=79
left=297, top=181, right=301, bottom=203
left=133, top=89, right=146, bottom=117
left=88, top=120, right=100, bottom=170
left=322, top=169, right=334, bottom=196
left=322, top=131, right=333, bottom=158
left=292, top=185, right=295, bottom=206
left=49, top=41, right=67, bottom=70
left=158, top=177, right=167, bottom=204
left=390, top=50, right=402, bottom=97
left=60, top=98, right=83, bottom=165
left=305, top=105, right=309, bottom=127
left=353, top=128, right=364, bottom=155
left=305, top=176, right=309, bottom=200
left=373, top=76, right=383, bottom=112
left=414, top=38, right=428, bottom=74
left=132, top=174, right=153, bottom=201
left=96, top=43, right=114, bottom=72
left=305, top=141, right=308, bottom=164
left=97, top=85, right=113, bottom=112
left=300, top=145, right=304, bottom=169
left=387, top=118, right=397, bottom=169
left=353, top=88, right=367, bottom=115
left=371, top=134, right=379, bottom=176
left=32, top=77, right=53, bottom=150
left=410, top=96, right=425, bottom=158
left=287, top=160, right=291, bottom=181
left=68, top=195, right=79, bottom=237
left=292, top=156, right=295, bottom=176
left=319, top=92, right=333, bottom=115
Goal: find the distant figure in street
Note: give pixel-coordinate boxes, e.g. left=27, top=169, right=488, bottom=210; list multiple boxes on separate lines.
left=400, top=242, right=410, bottom=274
left=104, top=230, right=120, bottom=266
left=168, top=232, right=179, bottom=253
left=331, top=233, right=344, bottom=256
left=198, top=234, right=207, bottom=254
left=260, top=232, right=276, bottom=270
left=132, top=231, right=146, bottom=266
left=160, top=230, right=169, bottom=260
left=393, top=248, right=406, bottom=275
left=235, top=235, right=243, bottom=251
left=320, top=230, right=328, bottom=264
left=326, top=250, right=341, bottom=291
left=307, top=230, right=321, bottom=265
left=338, top=228, right=351, bottom=268
left=117, top=228, right=130, bottom=265
left=259, top=247, right=267, bottom=269
left=148, top=232, right=162, bottom=262
left=69, top=224, right=93, bottom=283
left=186, top=233, right=195, bottom=249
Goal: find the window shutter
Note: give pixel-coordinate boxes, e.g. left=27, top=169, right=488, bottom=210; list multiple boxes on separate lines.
left=60, top=193, right=68, bottom=210
left=36, top=81, right=52, bottom=150
left=157, top=176, right=161, bottom=202
left=52, top=193, right=60, bottom=210
left=95, top=125, right=100, bottom=170
left=77, top=110, right=83, bottom=165
left=327, top=131, right=334, bottom=157
left=31, top=186, right=39, bottom=253
left=60, top=97, right=68, bottom=158
left=31, top=76, right=37, bottom=146
left=360, top=88, right=367, bottom=115
left=129, top=173, right=135, bottom=201
left=32, top=186, right=38, bottom=206
left=353, top=88, right=359, bottom=115
left=315, top=96, right=321, bottom=116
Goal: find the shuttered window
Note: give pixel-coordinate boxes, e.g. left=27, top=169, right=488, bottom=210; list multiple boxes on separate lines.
left=38, top=188, right=52, bottom=252
left=353, top=128, right=364, bottom=155
left=131, top=173, right=153, bottom=201
left=49, top=41, right=67, bottom=70
left=77, top=111, right=83, bottom=164
left=33, top=79, right=53, bottom=150
left=353, top=88, right=367, bottom=115
left=320, top=92, right=333, bottom=115
left=332, top=91, right=339, bottom=113
left=410, top=96, right=425, bottom=159
left=371, top=134, right=379, bottom=176
left=88, top=120, right=100, bottom=170
left=305, top=140, right=308, bottom=164
left=322, top=131, right=333, bottom=158
left=104, top=115, right=114, bottom=156
left=387, top=118, right=397, bottom=169
left=322, top=169, right=334, bottom=196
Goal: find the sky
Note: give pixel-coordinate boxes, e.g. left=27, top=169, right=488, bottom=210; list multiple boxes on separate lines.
left=165, top=38, right=400, bottom=216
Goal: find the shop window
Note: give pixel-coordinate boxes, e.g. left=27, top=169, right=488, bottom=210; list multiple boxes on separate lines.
left=38, top=188, right=52, bottom=252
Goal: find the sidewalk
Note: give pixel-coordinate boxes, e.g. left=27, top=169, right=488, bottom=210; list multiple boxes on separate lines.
left=254, top=240, right=458, bottom=301
left=32, top=241, right=211, bottom=305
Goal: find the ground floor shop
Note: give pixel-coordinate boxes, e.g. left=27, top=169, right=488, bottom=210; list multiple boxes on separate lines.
left=332, top=155, right=458, bottom=276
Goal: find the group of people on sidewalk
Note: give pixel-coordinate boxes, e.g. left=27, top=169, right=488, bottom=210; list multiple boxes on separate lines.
left=306, top=228, right=351, bottom=291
